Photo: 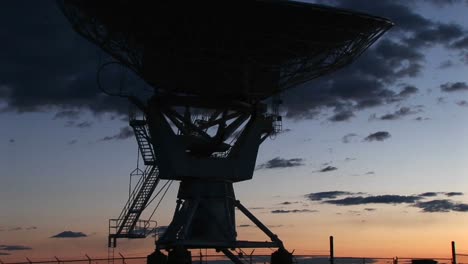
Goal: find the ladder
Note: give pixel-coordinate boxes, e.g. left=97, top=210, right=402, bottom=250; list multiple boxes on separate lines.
left=109, top=119, right=160, bottom=246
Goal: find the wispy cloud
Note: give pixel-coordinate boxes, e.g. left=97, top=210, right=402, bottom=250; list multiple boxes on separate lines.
left=323, top=195, right=421, bottom=206
left=372, top=107, right=417, bottom=121
left=257, top=157, right=304, bottom=169
left=0, top=245, right=32, bottom=251
left=415, top=199, right=468, bottom=212
left=440, top=82, right=468, bottom=92
left=445, top=192, right=464, bottom=197
left=53, top=110, right=81, bottom=120
left=342, top=133, right=358, bottom=143
left=306, top=191, right=356, bottom=201
left=419, top=192, right=439, bottom=197
left=364, top=131, right=391, bottom=142
left=316, top=166, right=338, bottom=173
left=271, top=209, right=318, bottom=214
left=99, top=127, right=133, bottom=141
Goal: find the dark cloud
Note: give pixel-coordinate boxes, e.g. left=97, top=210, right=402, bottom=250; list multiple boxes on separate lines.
left=439, top=60, right=455, bottom=69
left=26, top=226, right=37, bottom=230
left=329, top=109, right=354, bottom=122
left=317, top=166, right=338, bottom=173
left=446, top=192, right=464, bottom=197
left=364, top=131, right=391, bottom=142
left=248, top=207, right=265, bottom=210
left=8, top=139, right=15, bottom=143
left=284, top=0, right=468, bottom=120
left=99, top=127, right=133, bottom=141
left=414, top=117, right=430, bottom=121
left=271, top=209, right=318, bottom=214
left=440, top=82, right=468, bottom=92
left=0, top=2, right=139, bottom=115
left=364, top=208, right=376, bottom=212
left=414, top=199, right=468, bottom=213
left=257, top=157, right=304, bottom=169
left=451, top=36, right=468, bottom=49
left=75, top=121, right=93, bottom=128
left=0, top=252, right=11, bottom=255
left=9, top=227, right=22, bottom=231
left=456, top=100, right=468, bottom=107
left=398, top=85, right=419, bottom=98
left=437, top=97, right=446, bottom=104
left=53, top=110, right=81, bottom=120
left=267, top=224, right=285, bottom=228
left=0, top=0, right=466, bottom=125
left=365, top=171, right=375, bottom=175
left=324, top=195, right=421, bottom=206
left=405, top=23, right=464, bottom=47
left=51, top=231, right=87, bottom=238
left=0, top=245, right=32, bottom=251
left=306, top=191, right=355, bottom=201
left=342, top=133, right=358, bottom=144
left=372, top=107, right=417, bottom=121
left=423, top=0, right=467, bottom=7
left=419, top=192, right=439, bottom=197
left=68, top=139, right=78, bottom=145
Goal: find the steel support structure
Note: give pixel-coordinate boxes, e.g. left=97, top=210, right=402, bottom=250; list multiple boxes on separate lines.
left=139, top=95, right=291, bottom=264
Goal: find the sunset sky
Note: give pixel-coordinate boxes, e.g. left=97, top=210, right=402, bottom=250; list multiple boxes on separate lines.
left=2, top=0, right=468, bottom=262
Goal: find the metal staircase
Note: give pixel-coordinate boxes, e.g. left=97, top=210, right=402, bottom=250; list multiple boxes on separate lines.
left=108, top=119, right=159, bottom=247
left=130, top=119, right=156, bottom=165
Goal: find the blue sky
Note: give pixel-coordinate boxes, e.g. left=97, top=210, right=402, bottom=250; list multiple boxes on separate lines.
left=2, top=0, right=468, bottom=261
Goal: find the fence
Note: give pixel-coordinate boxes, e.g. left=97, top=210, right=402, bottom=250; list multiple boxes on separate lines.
left=0, top=254, right=454, bottom=264
left=0, top=239, right=460, bottom=264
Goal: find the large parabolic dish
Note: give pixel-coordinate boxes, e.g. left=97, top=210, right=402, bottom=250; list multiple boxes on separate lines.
left=58, top=1, right=393, bottom=101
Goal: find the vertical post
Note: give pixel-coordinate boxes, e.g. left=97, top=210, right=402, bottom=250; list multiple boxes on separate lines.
left=85, top=254, right=92, bottom=264
left=452, top=241, right=457, bottom=264
left=250, top=250, right=255, bottom=264
left=119, top=252, right=126, bottom=264
left=330, top=236, right=334, bottom=264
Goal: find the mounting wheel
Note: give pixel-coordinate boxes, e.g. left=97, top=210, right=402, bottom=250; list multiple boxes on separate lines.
left=147, top=250, right=167, bottom=264
left=271, top=248, right=293, bottom=264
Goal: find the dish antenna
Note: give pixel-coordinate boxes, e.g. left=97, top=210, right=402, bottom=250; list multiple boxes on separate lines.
left=58, top=1, right=392, bottom=264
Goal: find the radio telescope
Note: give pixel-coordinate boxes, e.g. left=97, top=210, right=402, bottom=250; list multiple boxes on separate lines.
left=58, top=1, right=392, bottom=264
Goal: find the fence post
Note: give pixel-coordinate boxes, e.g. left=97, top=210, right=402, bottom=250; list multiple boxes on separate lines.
left=55, top=256, right=61, bottom=264
left=119, top=252, right=126, bottom=264
left=85, top=254, right=91, bottom=264
left=330, top=236, right=334, bottom=264
left=452, top=241, right=457, bottom=264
